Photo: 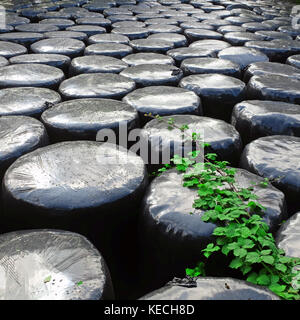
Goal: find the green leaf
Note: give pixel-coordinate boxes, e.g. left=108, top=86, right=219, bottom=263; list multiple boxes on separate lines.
left=269, top=283, right=286, bottom=293
left=275, top=263, right=287, bottom=273
left=240, top=264, right=252, bottom=275
left=233, top=247, right=247, bottom=258
left=229, top=257, right=243, bottom=269
left=256, top=274, right=271, bottom=286
left=261, top=250, right=272, bottom=255
left=261, top=255, right=275, bottom=265
left=44, top=275, right=51, bottom=283
left=247, top=272, right=258, bottom=284
left=240, top=226, right=252, bottom=238
left=77, top=281, right=83, bottom=286
left=246, top=252, right=261, bottom=264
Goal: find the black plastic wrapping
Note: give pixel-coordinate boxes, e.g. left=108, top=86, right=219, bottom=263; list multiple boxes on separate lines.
left=0, top=229, right=114, bottom=300
left=123, top=85, right=202, bottom=125
left=120, top=63, right=183, bottom=87
left=244, top=40, right=292, bottom=62
left=0, top=41, right=27, bottom=59
left=9, top=54, right=71, bottom=71
left=231, top=100, right=300, bottom=144
left=59, top=73, right=136, bottom=100
left=0, top=116, right=48, bottom=180
left=129, top=39, right=175, bottom=53
left=240, top=135, right=300, bottom=213
left=179, top=74, right=246, bottom=122
left=140, top=277, right=280, bottom=300
left=0, top=87, right=61, bottom=117
left=69, top=55, right=128, bottom=76
left=122, top=52, right=174, bottom=66
left=141, top=114, right=243, bottom=166
left=246, top=74, right=300, bottom=104
left=181, top=57, right=241, bottom=78
left=138, top=167, right=286, bottom=293
left=1, top=141, right=148, bottom=298
left=286, top=54, right=300, bottom=69
left=0, top=64, right=65, bottom=90
left=0, top=32, right=44, bottom=47
left=218, top=46, right=269, bottom=70
left=243, top=62, right=300, bottom=83
left=276, top=212, right=300, bottom=258
left=31, top=38, right=86, bottom=58
left=84, top=43, right=133, bottom=58
left=41, top=98, right=139, bottom=141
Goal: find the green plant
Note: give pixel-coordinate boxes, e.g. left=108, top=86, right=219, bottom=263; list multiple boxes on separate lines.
left=146, top=114, right=300, bottom=300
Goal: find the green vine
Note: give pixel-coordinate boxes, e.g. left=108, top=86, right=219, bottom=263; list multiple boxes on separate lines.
left=146, top=113, right=300, bottom=300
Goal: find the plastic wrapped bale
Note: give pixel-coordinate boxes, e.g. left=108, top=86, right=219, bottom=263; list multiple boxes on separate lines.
left=147, top=33, right=187, bottom=47
left=0, top=41, right=27, bottom=59
left=286, top=55, right=300, bottom=69
left=1, top=142, right=147, bottom=298
left=246, top=75, right=300, bottom=104
left=31, top=38, right=86, bottom=59
left=0, top=116, right=48, bottom=181
left=122, top=53, right=174, bottom=66
left=69, top=55, right=128, bottom=76
left=231, top=100, right=300, bottom=144
left=244, top=41, right=292, bottom=63
left=9, top=54, right=71, bottom=72
left=129, top=39, right=175, bottom=53
left=241, top=22, right=273, bottom=33
left=112, top=21, right=145, bottom=29
left=15, top=24, right=60, bottom=33
left=147, top=25, right=182, bottom=35
left=166, top=47, right=216, bottom=65
left=123, top=86, right=202, bottom=125
left=184, top=29, right=223, bottom=42
left=0, top=87, right=61, bottom=118
left=218, top=46, right=269, bottom=70
left=66, top=25, right=106, bottom=37
left=59, top=73, right=135, bottom=100
left=181, top=57, right=241, bottom=78
left=145, top=18, right=178, bottom=26
left=88, top=34, right=130, bottom=45
left=224, top=32, right=265, bottom=46
left=139, top=277, right=280, bottom=300
left=224, top=16, right=254, bottom=26
left=0, top=64, right=65, bottom=90
left=0, top=230, right=114, bottom=300
left=240, top=135, right=300, bottom=214
left=0, top=57, right=8, bottom=67
left=44, top=31, right=88, bottom=42
left=111, top=27, right=149, bottom=40
left=41, top=98, right=139, bottom=142
left=180, top=22, right=215, bottom=31
left=217, top=25, right=247, bottom=34
left=243, top=62, right=300, bottom=83
left=179, top=74, right=246, bottom=122
left=189, top=39, right=231, bottom=54
left=120, top=64, right=183, bottom=87
left=276, top=212, right=300, bottom=258
left=271, top=40, right=300, bottom=56
left=277, top=26, right=300, bottom=39
left=138, top=167, right=286, bottom=293
left=84, top=43, right=133, bottom=58
left=140, top=114, right=243, bottom=169
left=254, top=31, right=292, bottom=41
left=39, top=19, right=76, bottom=30
left=0, top=32, right=44, bottom=47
